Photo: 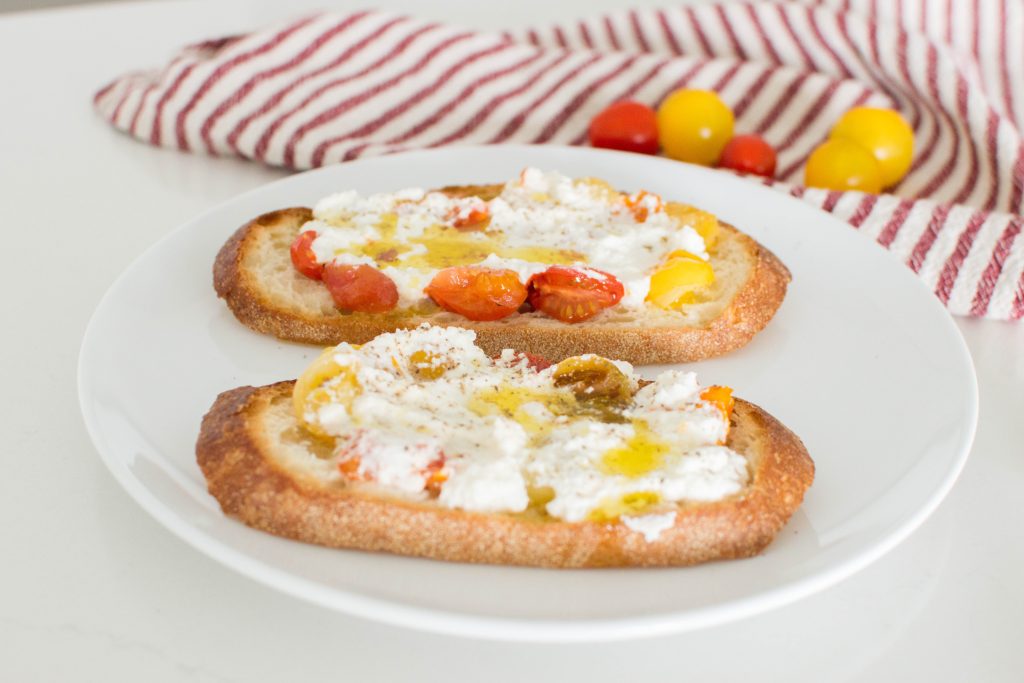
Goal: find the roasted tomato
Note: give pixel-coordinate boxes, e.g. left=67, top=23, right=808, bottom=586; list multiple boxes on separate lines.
left=552, top=356, right=632, bottom=402
left=337, top=455, right=365, bottom=480
left=290, top=230, right=323, bottom=280
left=700, top=385, right=735, bottom=420
left=423, top=456, right=447, bottom=496
left=425, top=267, right=527, bottom=321
left=522, top=352, right=552, bottom=372
left=623, top=190, right=663, bottom=222
left=449, top=204, right=490, bottom=231
left=700, top=385, right=735, bottom=443
left=527, top=266, right=624, bottom=323
left=322, top=263, right=399, bottom=313
left=292, top=346, right=362, bottom=438
left=645, top=250, right=715, bottom=309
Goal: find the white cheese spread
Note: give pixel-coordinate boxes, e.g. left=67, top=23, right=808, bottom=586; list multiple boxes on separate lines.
left=298, top=325, right=749, bottom=538
left=622, top=512, right=678, bottom=542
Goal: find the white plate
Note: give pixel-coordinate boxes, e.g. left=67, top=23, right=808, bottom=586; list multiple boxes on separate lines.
left=78, top=145, right=977, bottom=642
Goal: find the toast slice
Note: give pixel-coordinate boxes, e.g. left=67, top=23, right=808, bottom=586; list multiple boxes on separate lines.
left=213, top=184, right=791, bottom=365
left=196, top=382, right=813, bottom=568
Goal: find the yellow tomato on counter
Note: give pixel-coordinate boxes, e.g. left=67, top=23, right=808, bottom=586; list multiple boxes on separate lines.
left=804, top=139, right=883, bottom=193
left=656, top=89, right=734, bottom=166
left=829, top=107, right=914, bottom=188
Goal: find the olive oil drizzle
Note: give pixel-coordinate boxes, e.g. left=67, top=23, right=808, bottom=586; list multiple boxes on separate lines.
left=338, top=215, right=584, bottom=270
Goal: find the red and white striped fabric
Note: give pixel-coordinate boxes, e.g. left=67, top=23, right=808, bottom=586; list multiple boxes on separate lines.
left=93, top=1, right=1024, bottom=320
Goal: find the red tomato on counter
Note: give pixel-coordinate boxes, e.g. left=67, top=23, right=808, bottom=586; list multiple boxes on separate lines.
left=588, top=101, right=659, bottom=155
left=718, top=134, right=777, bottom=178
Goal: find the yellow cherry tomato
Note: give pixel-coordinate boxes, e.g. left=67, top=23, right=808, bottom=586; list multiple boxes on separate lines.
left=293, top=346, right=361, bottom=436
left=646, top=251, right=715, bottom=309
left=665, top=202, right=720, bottom=250
left=656, top=89, right=734, bottom=166
left=804, top=139, right=883, bottom=193
left=829, top=107, right=914, bottom=188
left=700, top=385, right=735, bottom=420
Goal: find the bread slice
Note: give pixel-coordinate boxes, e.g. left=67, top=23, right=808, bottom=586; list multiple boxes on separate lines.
left=196, top=381, right=814, bottom=568
left=213, top=186, right=791, bottom=365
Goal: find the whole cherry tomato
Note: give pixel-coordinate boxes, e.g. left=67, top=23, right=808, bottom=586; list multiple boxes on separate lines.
left=718, top=134, right=777, bottom=178
left=588, top=101, right=659, bottom=155
left=829, top=107, right=914, bottom=188
left=322, top=263, right=399, bottom=313
left=804, top=139, right=883, bottom=193
left=425, top=267, right=527, bottom=321
left=527, top=266, right=625, bottom=323
left=657, top=89, right=734, bottom=165
left=290, top=230, right=324, bottom=280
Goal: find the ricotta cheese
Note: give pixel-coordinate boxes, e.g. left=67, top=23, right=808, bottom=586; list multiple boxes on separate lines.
left=298, top=325, right=749, bottom=538
left=622, top=512, right=678, bottom=542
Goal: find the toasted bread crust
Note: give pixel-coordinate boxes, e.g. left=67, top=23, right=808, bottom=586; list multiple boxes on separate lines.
left=212, top=188, right=791, bottom=365
left=196, top=382, right=814, bottom=568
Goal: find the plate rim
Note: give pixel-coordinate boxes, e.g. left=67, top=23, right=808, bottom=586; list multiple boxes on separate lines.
left=77, top=144, right=979, bottom=642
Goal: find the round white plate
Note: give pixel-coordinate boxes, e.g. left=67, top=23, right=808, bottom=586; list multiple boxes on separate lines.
left=78, top=145, right=977, bottom=642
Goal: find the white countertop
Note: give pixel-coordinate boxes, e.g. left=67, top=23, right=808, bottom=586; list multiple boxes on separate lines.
left=2, top=1, right=1022, bottom=680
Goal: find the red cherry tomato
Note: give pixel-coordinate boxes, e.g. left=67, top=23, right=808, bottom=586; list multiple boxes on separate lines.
left=290, top=230, right=324, bottom=280
left=718, top=134, right=777, bottom=178
left=425, top=267, right=527, bottom=321
left=527, top=266, right=625, bottom=323
left=322, top=263, right=399, bottom=313
left=588, top=101, right=659, bottom=155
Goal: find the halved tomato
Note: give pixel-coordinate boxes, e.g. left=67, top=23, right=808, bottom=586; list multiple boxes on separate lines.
left=700, top=385, right=735, bottom=420
left=527, top=266, right=624, bottom=323
left=423, top=456, right=448, bottom=496
left=322, top=263, right=399, bottom=313
left=449, top=204, right=490, bottom=231
left=425, top=267, right=527, bottom=321
left=522, top=352, right=552, bottom=372
left=645, top=250, right=715, bottom=309
left=290, top=230, right=323, bottom=280
left=623, top=190, right=662, bottom=222
left=337, top=455, right=364, bottom=479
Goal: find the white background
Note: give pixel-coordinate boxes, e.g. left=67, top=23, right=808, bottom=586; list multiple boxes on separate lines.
left=1, top=1, right=1022, bottom=681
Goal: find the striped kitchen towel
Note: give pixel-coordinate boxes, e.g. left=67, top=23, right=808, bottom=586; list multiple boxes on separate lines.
left=93, top=0, right=1024, bottom=319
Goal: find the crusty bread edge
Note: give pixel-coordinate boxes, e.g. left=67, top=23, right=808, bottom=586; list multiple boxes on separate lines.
left=196, top=382, right=814, bottom=568
left=213, top=207, right=792, bottom=365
